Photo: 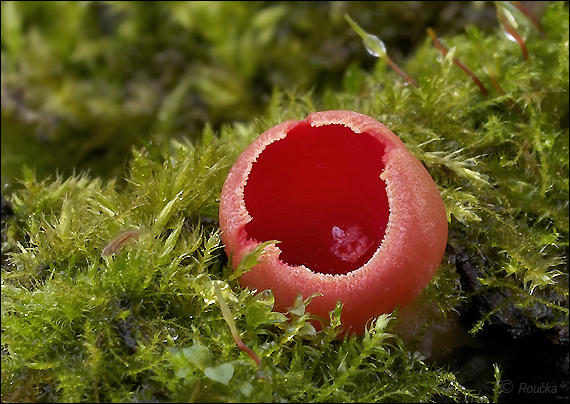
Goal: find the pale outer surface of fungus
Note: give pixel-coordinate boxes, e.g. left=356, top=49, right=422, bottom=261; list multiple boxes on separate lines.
left=219, top=110, right=448, bottom=334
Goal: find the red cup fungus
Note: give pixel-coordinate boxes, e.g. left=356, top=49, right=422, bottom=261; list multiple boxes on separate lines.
left=219, top=110, right=448, bottom=335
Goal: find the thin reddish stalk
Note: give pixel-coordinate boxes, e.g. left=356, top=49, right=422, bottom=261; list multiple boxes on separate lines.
left=511, top=1, right=545, bottom=37
left=488, top=74, right=525, bottom=118
left=214, top=282, right=261, bottom=366
left=427, top=28, right=488, bottom=95
left=345, top=14, right=418, bottom=88
left=383, top=55, right=419, bottom=88
left=233, top=338, right=261, bottom=366
left=497, top=5, right=528, bottom=61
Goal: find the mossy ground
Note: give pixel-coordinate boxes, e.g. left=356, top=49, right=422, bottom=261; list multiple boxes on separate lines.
left=2, top=2, right=568, bottom=403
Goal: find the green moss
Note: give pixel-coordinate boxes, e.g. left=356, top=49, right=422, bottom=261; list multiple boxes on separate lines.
left=2, top=2, right=568, bottom=403
left=329, top=1, right=569, bottom=336
left=3, top=1, right=496, bottom=184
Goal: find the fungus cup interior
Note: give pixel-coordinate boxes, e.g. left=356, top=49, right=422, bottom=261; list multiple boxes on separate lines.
left=244, top=122, right=389, bottom=275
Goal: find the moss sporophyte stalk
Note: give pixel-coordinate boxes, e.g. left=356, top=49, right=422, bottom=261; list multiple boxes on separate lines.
left=1, top=2, right=568, bottom=403
left=219, top=110, right=448, bottom=336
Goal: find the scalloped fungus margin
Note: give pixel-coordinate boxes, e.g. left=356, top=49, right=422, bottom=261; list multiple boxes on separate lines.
left=219, top=110, right=448, bottom=335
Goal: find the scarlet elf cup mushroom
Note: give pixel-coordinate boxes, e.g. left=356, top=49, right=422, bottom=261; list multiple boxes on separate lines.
left=219, top=110, right=448, bottom=335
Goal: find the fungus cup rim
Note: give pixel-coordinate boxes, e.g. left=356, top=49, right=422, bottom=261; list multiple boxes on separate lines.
left=219, top=110, right=448, bottom=334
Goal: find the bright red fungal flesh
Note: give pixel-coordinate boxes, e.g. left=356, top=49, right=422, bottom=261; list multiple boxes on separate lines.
left=219, top=110, right=448, bottom=335
left=244, top=122, right=388, bottom=275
